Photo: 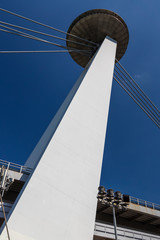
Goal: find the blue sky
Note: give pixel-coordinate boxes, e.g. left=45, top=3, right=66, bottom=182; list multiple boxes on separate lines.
left=0, top=0, right=159, bottom=203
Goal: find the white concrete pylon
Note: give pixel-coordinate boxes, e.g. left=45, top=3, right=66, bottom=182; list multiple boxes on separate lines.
left=0, top=37, right=117, bottom=240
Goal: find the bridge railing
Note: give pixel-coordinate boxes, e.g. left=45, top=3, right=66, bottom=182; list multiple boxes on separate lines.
left=94, top=222, right=160, bottom=240
left=130, top=196, right=160, bottom=211
left=0, top=159, right=32, bottom=175
left=0, top=202, right=12, bottom=215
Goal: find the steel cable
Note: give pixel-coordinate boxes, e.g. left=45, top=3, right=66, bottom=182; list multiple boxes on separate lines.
left=116, top=59, right=160, bottom=115
left=114, top=74, right=160, bottom=128
left=0, top=50, right=85, bottom=53
left=0, top=27, right=91, bottom=56
left=0, top=194, right=10, bottom=240
left=0, top=7, right=98, bottom=46
left=114, top=68, right=160, bottom=124
left=115, top=64, right=160, bottom=120
left=0, top=20, right=95, bottom=50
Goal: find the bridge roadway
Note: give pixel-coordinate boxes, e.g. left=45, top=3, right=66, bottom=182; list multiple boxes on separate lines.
left=96, top=197, right=160, bottom=237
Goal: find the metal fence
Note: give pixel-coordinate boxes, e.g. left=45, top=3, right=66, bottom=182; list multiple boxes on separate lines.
left=0, top=202, right=12, bottom=215
left=94, top=222, right=160, bottom=240
left=0, top=159, right=32, bottom=174
left=130, top=196, right=160, bottom=211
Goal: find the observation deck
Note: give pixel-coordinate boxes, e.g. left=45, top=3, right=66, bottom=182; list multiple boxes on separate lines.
left=66, top=9, right=129, bottom=67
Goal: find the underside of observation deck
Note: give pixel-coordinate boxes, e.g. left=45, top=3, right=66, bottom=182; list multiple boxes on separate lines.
left=66, top=9, right=129, bottom=67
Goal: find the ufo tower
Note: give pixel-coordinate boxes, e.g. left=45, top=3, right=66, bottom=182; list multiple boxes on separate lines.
left=0, top=9, right=129, bottom=240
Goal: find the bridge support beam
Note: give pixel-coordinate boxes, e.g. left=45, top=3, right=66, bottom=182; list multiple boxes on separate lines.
left=0, top=37, right=117, bottom=240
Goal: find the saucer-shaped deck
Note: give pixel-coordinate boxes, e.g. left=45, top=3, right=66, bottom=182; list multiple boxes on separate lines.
left=66, top=9, right=129, bottom=67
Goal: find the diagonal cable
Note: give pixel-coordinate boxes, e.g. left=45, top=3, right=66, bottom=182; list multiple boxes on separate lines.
left=114, top=68, right=160, bottom=124
left=114, top=75, right=160, bottom=128
left=115, top=64, right=160, bottom=120
left=116, top=59, right=160, bottom=116
left=0, top=27, right=92, bottom=56
left=0, top=20, right=95, bottom=50
left=115, top=61, right=160, bottom=120
left=0, top=7, right=98, bottom=46
left=0, top=50, right=86, bottom=53
left=114, top=72, right=160, bottom=127
left=113, top=73, right=160, bottom=128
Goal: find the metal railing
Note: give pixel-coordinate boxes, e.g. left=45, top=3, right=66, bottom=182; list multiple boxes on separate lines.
left=94, top=222, right=160, bottom=240
left=130, top=196, right=160, bottom=211
left=0, top=202, right=12, bottom=215
left=0, top=159, right=32, bottom=174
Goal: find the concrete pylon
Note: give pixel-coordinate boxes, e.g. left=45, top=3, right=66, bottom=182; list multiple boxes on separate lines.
left=0, top=37, right=117, bottom=240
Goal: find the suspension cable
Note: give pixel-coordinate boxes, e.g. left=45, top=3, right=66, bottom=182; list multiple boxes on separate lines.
left=114, top=74, right=160, bottom=128
left=0, top=194, right=10, bottom=240
left=0, top=28, right=91, bottom=56
left=0, top=20, right=95, bottom=50
left=116, top=59, right=160, bottom=115
left=114, top=72, right=160, bottom=127
left=0, top=50, right=87, bottom=53
left=115, top=64, right=160, bottom=120
left=114, top=69, right=160, bottom=124
left=0, top=7, right=98, bottom=46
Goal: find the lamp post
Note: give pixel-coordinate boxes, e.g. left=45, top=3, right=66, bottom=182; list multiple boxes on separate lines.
left=97, top=186, right=130, bottom=240
left=112, top=203, right=118, bottom=240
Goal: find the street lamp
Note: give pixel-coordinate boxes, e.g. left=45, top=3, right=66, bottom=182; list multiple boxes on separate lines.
left=97, top=186, right=130, bottom=240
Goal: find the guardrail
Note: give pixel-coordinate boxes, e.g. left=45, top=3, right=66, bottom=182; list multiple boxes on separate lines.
left=0, top=159, right=32, bottom=174
left=130, top=196, right=160, bottom=211
left=94, top=222, right=160, bottom=240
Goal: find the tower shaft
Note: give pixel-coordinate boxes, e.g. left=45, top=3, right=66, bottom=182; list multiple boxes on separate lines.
left=0, top=37, right=117, bottom=240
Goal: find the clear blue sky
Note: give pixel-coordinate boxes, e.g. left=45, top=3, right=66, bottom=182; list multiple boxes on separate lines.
left=0, top=0, right=159, bottom=203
